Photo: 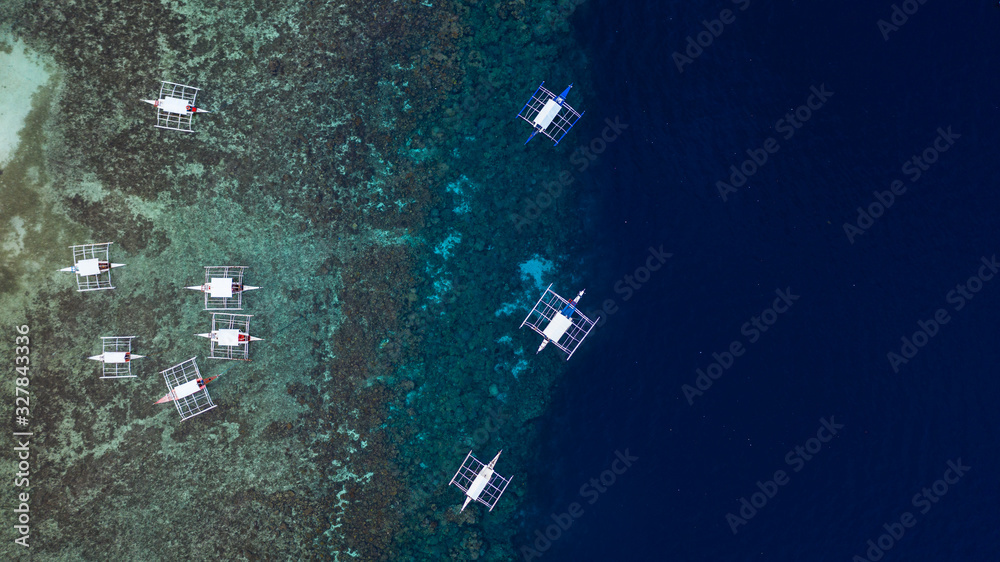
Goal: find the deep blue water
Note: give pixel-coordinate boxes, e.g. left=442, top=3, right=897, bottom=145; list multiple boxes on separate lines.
left=518, top=1, right=1000, bottom=560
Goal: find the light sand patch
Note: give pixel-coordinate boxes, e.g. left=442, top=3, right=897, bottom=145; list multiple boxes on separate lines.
left=64, top=176, right=107, bottom=203
left=519, top=254, right=554, bottom=291
left=0, top=32, right=52, bottom=167
left=1, top=215, right=26, bottom=255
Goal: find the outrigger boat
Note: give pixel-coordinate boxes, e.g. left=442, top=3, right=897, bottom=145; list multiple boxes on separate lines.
left=155, top=375, right=218, bottom=404
left=90, top=336, right=144, bottom=378
left=60, top=243, right=124, bottom=291
left=187, top=266, right=259, bottom=310
left=157, top=358, right=218, bottom=420
left=516, top=82, right=584, bottom=146
left=143, top=81, right=211, bottom=133
left=197, top=313, right=262, bottom=361
left=520, top=284, right=596, bottom=360
left=449, top=450, right=512, bottom=512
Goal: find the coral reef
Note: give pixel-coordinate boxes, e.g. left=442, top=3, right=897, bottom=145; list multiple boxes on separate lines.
left=0, top=0, right=592, bottom=559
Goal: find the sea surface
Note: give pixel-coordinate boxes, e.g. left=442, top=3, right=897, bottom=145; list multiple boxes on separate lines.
left=519, top=1, right=1000, bottom=561
left=0, top=1, right=998, bottom=561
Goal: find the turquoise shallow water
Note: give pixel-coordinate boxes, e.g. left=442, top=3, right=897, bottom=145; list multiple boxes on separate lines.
left=0, top=1, right=594, bottom=560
